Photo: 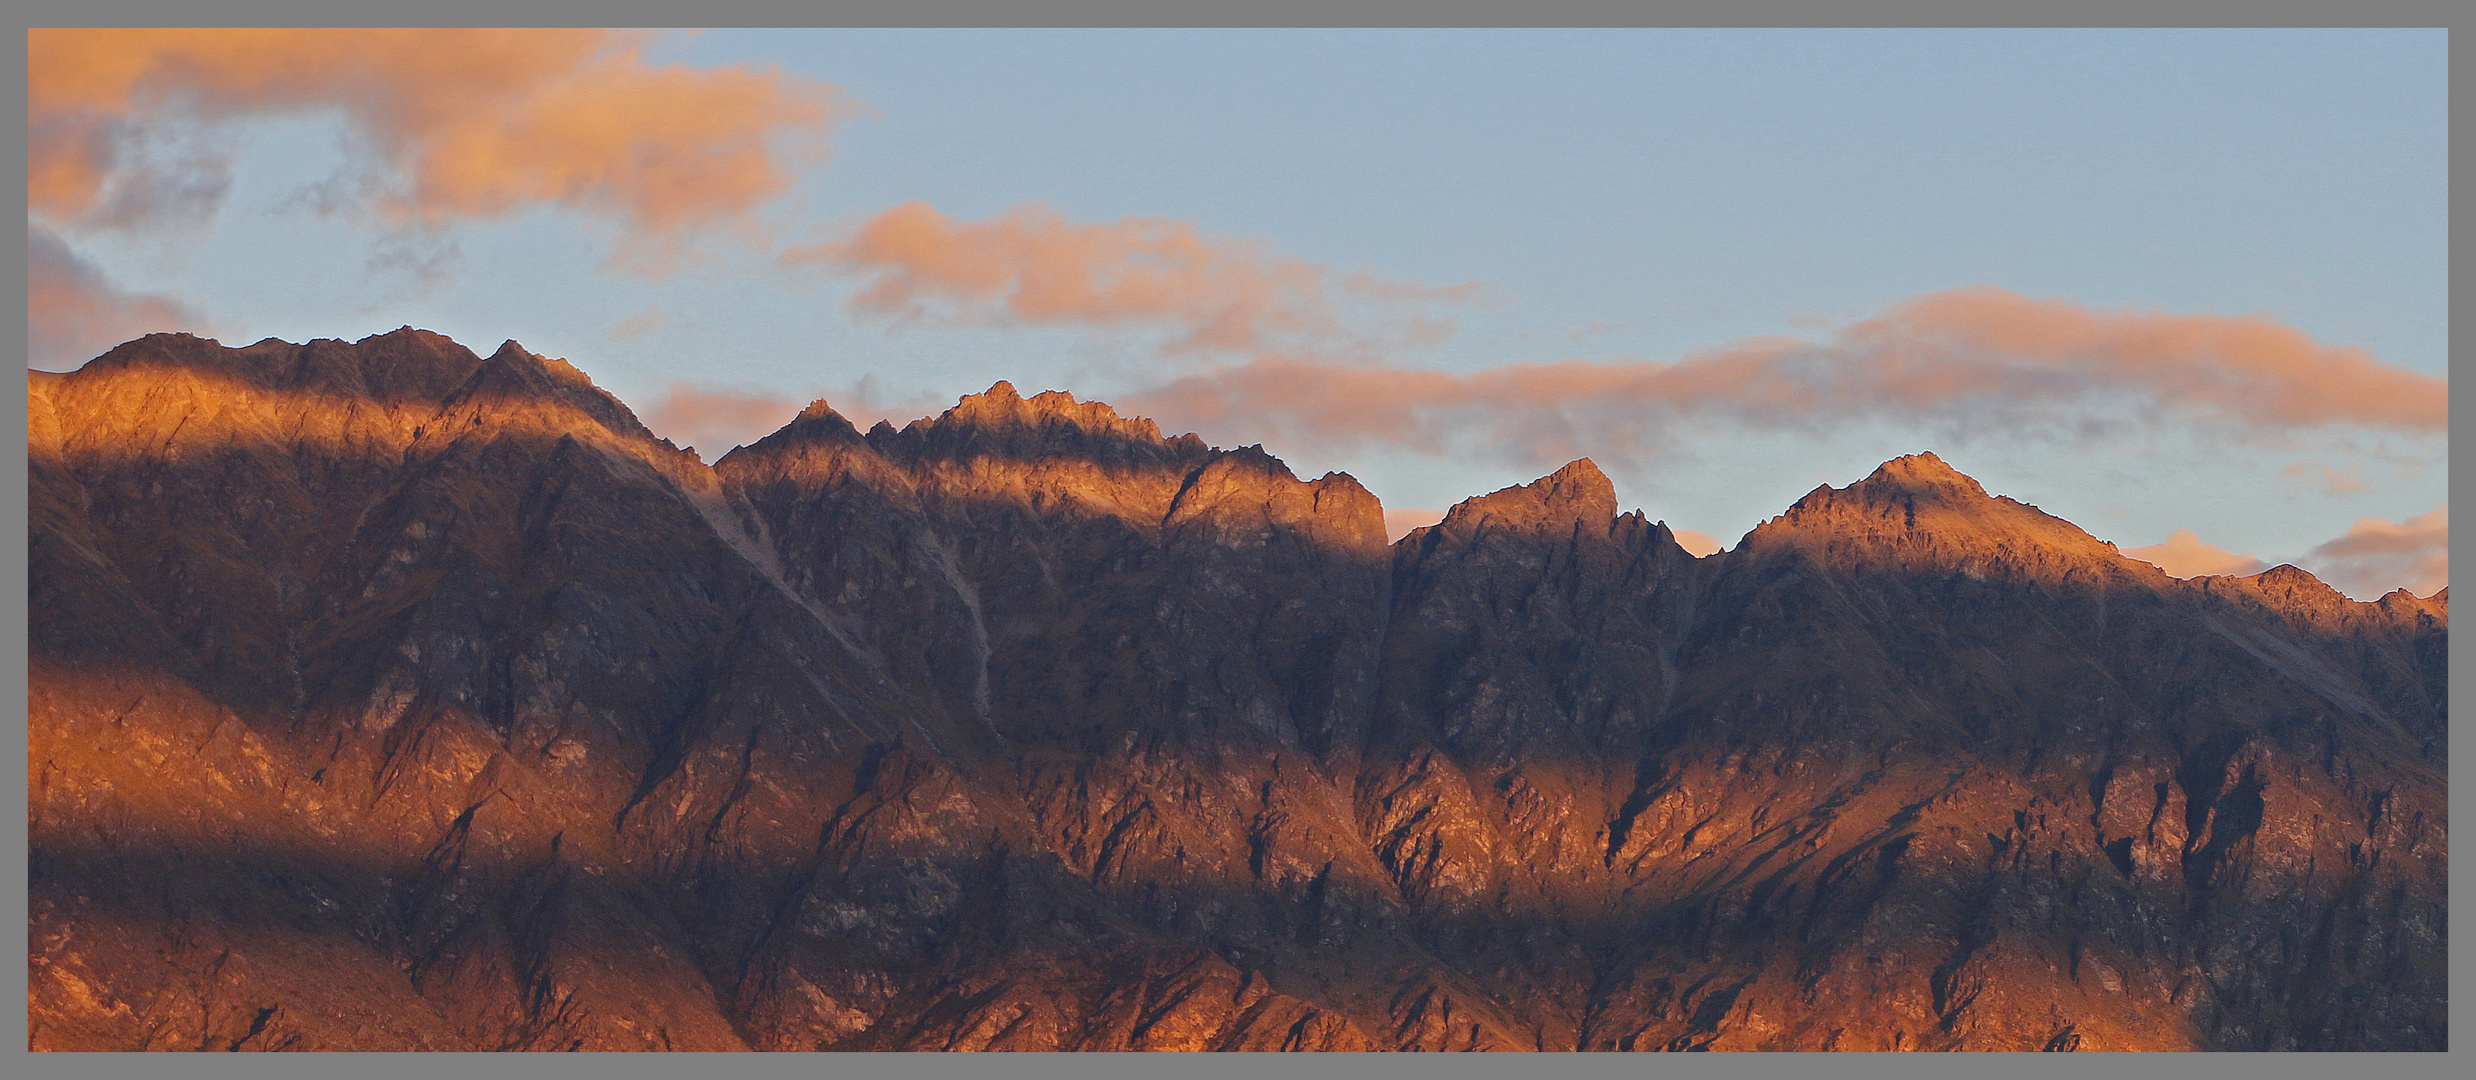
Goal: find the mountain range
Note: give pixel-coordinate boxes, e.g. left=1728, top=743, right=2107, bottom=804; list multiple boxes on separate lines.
left=26, top=329, right=2447, bottom=1051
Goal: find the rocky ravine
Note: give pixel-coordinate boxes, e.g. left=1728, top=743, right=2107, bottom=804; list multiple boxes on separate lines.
left=27, top=330, right=2446, bottom=1051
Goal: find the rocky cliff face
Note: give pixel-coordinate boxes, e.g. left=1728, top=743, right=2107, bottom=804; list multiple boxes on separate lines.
left=27, top=331, right=2447, bottom=1051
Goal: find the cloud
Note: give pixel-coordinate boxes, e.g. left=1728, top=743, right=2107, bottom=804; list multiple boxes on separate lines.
left=2122, top=529, right=2270, bottom=580
left=1338, top=272, right=1489, bottom=304
left=28, top=29, right=855, bottom=264
left=1129, top=286, right=2446, bottom=471
left=1860, top=287, right=2445, bottom=432
left=640, top=382, right=807, bottom=459
left=782, top=200, right=1474, bottom=363
left=28, top=224, right=208, bottom=369
left=2303, top=505, right=2447, bottom=600
left=1383, top=508, right=1445, bottom=542
left=637, top=377, right=956, bottom=459
left=608, top=303, right=667, bottom=340
left=2281, top=460, right=2371, bottom=497
left=1672, top=529, right=1722, bottom=557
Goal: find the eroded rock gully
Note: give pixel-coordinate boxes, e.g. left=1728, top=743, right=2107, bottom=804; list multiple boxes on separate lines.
left=27, top=331, right=2447, bottom=1051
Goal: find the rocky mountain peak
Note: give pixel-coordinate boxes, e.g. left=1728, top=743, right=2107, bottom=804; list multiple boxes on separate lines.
left=332, top=328, right=487, bottom=402
left=2253, top=563, right=2334, bottom=592
left=1741, top=452, right=2133, bottom=584
left=1536, top=457, right=1617, bottom=508
left=443, top=339, right=658, bottom=447
left=1436, top=458, right=1619, bottom=537
left=1161, top=445, right=1389, bottom=555
left=114, top=327, right=485, bottom=405
left=78, top=331, right=223, bottom=377
left=940, top=381, right=1166, bottom=442
left=733, top=399, right=864, bottom=458
left=2230, top=563, right=2355, bottom=618
left=876, top=380, right=1207, bottom=479
left=1852, top=450, right=1988, bottom=500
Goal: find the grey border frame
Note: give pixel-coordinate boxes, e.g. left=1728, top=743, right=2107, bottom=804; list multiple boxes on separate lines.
left=5, top=5, right=2463, bottom=1079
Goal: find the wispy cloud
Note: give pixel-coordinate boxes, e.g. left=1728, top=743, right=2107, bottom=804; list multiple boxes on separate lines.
left=782, top=200, right=1474, bottom=364
left=1672, top=529, right=1722, bottom=557
left=2302, top=505, right=2447, bottom=600
left=1383, top=508, right=1445, bottom=542
left=607, top=303, right=667, bottom=341
left=637, top=376, right=956, bottom=459
left=1130, top=286, right=2446, bottom=472
left=2281, top=460, right=2372, bottom=497
left=640, top=382, right=810, bottom=459
left=2121, top=529, right=2269, bottom=580
left=28, top=224, right=208, bottom=370
left=28, top=29, right=857, bottom=268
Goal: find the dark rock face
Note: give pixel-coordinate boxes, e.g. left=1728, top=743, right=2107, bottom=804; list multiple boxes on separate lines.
left=27, top=333, right=2447, bottom=1052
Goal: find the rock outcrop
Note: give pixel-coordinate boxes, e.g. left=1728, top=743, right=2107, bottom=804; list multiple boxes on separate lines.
left=27, top=332, right=2447, bottom=1051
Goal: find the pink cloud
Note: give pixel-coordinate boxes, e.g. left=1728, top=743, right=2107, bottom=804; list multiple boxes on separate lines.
left=640, top=383, right=807, bottom=459
left=1671, top=529, right=1722, bottom=557
left=2303, top=505, right=2447, bottom=600
left=2122, top=529, right=2270, bottom=579
left=782, top=201, right=1476, bottom=362
left=2281, top=460, right=2371, bottom=497
left=1129, top=287, right=2445, bottom=471
left=28, top=224, right=207, bottom=370
left=1384, top=508, right=1446, bottom=542
left=637, top=379, right=955, bottom=458
left=28, top=29, right=855, bottom=266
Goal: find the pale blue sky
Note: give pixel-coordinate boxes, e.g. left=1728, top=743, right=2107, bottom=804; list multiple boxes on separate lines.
left=47, top=28, right=2447, bottom=592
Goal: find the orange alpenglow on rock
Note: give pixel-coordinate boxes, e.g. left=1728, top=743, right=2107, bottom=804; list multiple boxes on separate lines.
left=27, top=331, right=2446, bottom=1052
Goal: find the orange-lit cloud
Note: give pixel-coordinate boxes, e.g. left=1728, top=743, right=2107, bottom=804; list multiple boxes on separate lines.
left=2121, top=530, right=2269, bottom=579
left=2303, top=505, right=2447, bottom=600
left=1339, top=272, right=1489, bottom=304
left=1672, top=529, right=1722, bottom=557
left=2281, top=460, right=2371, bottom=497
left=1129, top=287, right=2446, bottom=470
left=1858, top=287, right=2445, bottom=431
left=782, top=201, right=1474, bottom=361
left=641, top=383, right=807, bottom=459
left=1384, top=508, right=1445, bottom=542
left=28, top=225, right=207, bottom=370
left=28, top=29, right=853, bottom=263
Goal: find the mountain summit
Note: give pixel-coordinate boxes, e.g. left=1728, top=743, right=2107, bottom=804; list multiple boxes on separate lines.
left=1861, top=449, right=1982, bottom=492
left=28, top=332, right=2446, bottom=1052
left=1741, top=449, right=2141, bottom=588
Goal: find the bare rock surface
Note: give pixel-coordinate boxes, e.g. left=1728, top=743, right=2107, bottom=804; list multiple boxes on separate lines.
left=27, top=333, right=2446, bottom=1051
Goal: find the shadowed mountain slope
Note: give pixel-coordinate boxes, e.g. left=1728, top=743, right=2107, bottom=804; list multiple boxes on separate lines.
left=27, top=332, right=2446, bottom=1051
